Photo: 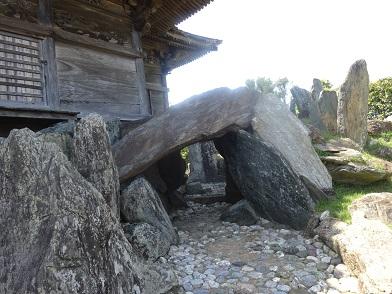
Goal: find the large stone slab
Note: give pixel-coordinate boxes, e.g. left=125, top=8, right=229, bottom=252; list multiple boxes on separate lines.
left=215, top=130, right=315, bottom=229
left=251, top=94, right=332, bottom=192
left=349, top=192, right=392, bottom=224
left=114, top=88, right=332, bottom=193
left=337, top=60, right=369, bottom=147
left=315, top=215, right=392, bottom=293
left=0, top=129, right=178, bottom=294
left=113, top=87, right=259, bottom=182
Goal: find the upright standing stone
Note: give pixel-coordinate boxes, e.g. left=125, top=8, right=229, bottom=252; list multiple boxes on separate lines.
left=319, top=90, right=338, bottom=133
left=337, top=60, right=369, bottom=147
left=188, top=141, right=224, bottom=184
left=73, top=114, right=120, bottom=218
left=311, top=78, right=324, bottom=101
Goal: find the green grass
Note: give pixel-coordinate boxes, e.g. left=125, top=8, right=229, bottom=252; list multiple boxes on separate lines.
left=366, top=131, right=392, bottom=161
left=316, top=180, right=392, bottom=223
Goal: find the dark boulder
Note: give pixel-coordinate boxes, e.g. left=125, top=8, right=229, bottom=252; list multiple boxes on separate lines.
left=215, top=130, right=315, bottom=229
left=220, top=200, right=258, bottom=226
left=0, top=129, right=179, bottom=293
left=120, top=177, right=179, bottom=245
left=123, top=223, right=171, bottom=262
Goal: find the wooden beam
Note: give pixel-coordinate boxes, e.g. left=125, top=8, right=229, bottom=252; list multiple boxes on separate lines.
left=53, top=28, right=141, bottom=58
left=132, top=30, right=151, bottom=115
left=0, top=16, right=51, bottom=38
left=0, top=105, right=78, bottom=121
left=146, top=82, right=169, bottom=92
left=38, top=0, right=54, bottom=26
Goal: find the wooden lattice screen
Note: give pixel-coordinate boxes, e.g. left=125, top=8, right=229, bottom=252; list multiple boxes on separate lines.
left=0, top=31, right=46, bottom=105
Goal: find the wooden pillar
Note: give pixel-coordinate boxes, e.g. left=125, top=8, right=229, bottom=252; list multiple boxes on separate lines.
left=132, top=30, right=151, bottom=116
left=38, top=0, right=59, bottom=109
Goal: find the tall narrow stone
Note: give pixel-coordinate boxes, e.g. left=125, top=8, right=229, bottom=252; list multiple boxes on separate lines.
left=337, top=60, right=369, bottom=147
left=319, top=90, right=338, bottom=133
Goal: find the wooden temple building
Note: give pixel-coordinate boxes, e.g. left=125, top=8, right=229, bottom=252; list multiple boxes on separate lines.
left=0, top=0, right=221, bottom=136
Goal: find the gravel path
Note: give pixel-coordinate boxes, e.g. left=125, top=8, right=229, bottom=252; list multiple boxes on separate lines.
left=167, top=202, right=360, bottom=294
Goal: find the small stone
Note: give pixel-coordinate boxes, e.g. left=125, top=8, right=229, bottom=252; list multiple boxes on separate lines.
left=242, top=265, right=254, bottom=272
left=320, top=210, right=330, bottom=221
left=277, top=284, right=291, bottom=292
left=333, top=264, right=350, bottom=279
left=265, top=280, right=277, bottom=288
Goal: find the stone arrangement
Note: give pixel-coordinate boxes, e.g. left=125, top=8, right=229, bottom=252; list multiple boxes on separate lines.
left=168, top=202, right=361, bottom=294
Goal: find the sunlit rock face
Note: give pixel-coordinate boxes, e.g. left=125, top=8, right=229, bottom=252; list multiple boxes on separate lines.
left=0, top=128, right=179, bottom=294
left=337, top=59, right=369, bottom=147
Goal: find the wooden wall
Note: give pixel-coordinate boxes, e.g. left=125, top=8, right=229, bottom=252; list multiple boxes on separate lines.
left=145, top=63, right=169, bottom=115
left=56, top=42, right=142, bottom=119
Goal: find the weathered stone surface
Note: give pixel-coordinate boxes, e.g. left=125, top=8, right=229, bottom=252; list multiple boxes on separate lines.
left=315, top=216, right=392, bottom=294
left=317, top=141, right=392, bottom=185
left=114, top=88, right=259, bottom=182
left=220, top=199, right=258, bottom=226
left=311, top=78, right=324, bottom=101
left=318, top=90, right=338, bottom=132
left=349, top=192, right=392, bottom=224
left=123, top=223, right=171, bottom=262
left=0, top=129, right=179, bottom=294
left=215, top=130, right=315, bottom=229
left=368, top=119, right=392, bottom=136
left=188, top=141, right=225, bottom=184
left=120, top=177, right=179, bottom=245
left=290, top=86, right=311, bottom=118
left=251, top=94, right=332, bottom=192
left=73, top=114, right=120, bottom=217
left=224, top=167, right=244, bottom=204
left=337, top=60, right=369, bottom=147
left=114, top=88, right=332, bottom=193
left=0, top=137, right=4, bottom=144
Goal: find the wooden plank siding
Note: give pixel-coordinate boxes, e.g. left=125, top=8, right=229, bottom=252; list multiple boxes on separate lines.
left=145, top=63, right=169, bottom=115
left=56, top=41, right=142, bottom=119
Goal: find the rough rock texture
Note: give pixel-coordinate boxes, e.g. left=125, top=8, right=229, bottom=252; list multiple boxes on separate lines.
left=220, top=199, right=258, bottom=226
left=349, top=193, right=392, bottom=224
left=0, top=129, right=179, bottom=294
left=157, top=151, right=187, bottom=193
left=224, top=168, right=244, bottom=204
left=215, top=130, right=315, bottom=229
left=337, top=60, right=369, bottom=147
left=123, top=223, right=171, bottom=262
left=188, top=141, right=225, bottom=184
left=316, top=140, right=392, bottom=185
left=311, top=78, right=324, bottom=101
left=73, top=114, right=120, bottom=217
left=367, top=119, right=392, bottom=136
left=315, top=215, right=392, bottom=294
left=114, top=87, right=332, bottom=192
left=0, top=136, right=5, bottom=144
left=114, top=87, right=259, bottom=182
left=290, top=86, right=311, bottom=118
left=318, top=90, right=338, bottom=133
left=251, top=94, right=332, bottom=192
left=120, top=177, right=179, bottom=245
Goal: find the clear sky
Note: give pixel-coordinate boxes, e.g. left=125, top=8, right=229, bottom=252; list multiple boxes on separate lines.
left=167, top=0, right=392, bottom=105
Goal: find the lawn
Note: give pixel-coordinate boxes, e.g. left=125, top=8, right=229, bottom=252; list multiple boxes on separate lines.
left=316, top=180, right=392, bottom=223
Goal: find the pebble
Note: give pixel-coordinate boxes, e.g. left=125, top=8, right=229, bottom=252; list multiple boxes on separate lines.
left=167, top=202, right=360, bottom=293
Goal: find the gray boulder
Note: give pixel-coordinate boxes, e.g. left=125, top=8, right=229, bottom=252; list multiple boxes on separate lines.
left=120, top=177, right=179, bottom=245
left=311, top=78, right=324, bottom=101
left=318, top=90, right=338, bottom=133
left=290, top=86, right=312, bottom=119
left=73, top=114, right=120, bottom=218
left=0, top=137, right=4, bottom=144
left=337, top=60, right=369, bottom=147
left=349, top=193, right=392, bottom=224
left=290, top=86, right=326, bottom=132
left=251, top=94, right=332, bottom=193
left=188, top=141, right=225, bottom=184
left=215, top=130, right=315, bottom=229
left=220, top=199, right=258, bottom=226
left=0, top=129, right=179, bottom=294
left=123, top=223, right=171, bottom=262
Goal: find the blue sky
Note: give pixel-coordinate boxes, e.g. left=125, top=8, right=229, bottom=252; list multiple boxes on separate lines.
left=167, top=0, right=392, bottom=105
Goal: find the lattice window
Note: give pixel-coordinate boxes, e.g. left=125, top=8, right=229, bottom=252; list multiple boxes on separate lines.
left=0, top=31, right=46, bottom=105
